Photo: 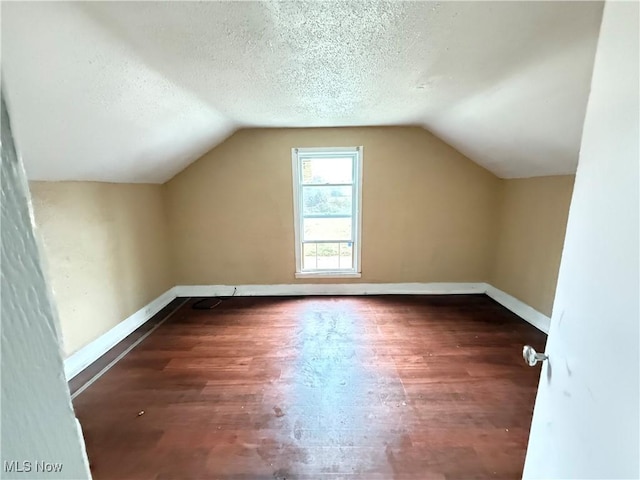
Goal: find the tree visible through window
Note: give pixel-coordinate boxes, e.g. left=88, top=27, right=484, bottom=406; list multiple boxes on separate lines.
left=292, top=147, right=362, bottom=277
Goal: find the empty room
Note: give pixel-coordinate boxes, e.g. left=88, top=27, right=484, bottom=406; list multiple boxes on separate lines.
left=1, top=1, right=638, bottom=479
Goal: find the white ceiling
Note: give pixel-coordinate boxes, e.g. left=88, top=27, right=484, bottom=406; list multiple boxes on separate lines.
left=2, top=1, right=603, bottom=183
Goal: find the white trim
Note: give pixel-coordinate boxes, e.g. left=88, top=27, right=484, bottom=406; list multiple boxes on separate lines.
left=291, top=148, right=303, bottom=274
left=291, top=146, right=363, bottom=276
left=69, top=298, right=188, bottom=400
left=65, top=282, right=549, bottom=381
left=294, top=272, right=362, bottom=279
left=484, top=284, right=551, bottom=334
left=174, top=282, right=486, bottom=297
left=292, top=146, right=359, bottom=155
left=356, top=147, right=363, bottom=273
left=63, top=287, right=177, bottom=380
left=175, top=282, right=550, bottom=334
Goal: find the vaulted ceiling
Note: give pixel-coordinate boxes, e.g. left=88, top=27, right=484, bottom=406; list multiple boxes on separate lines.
left=2, top=1, right=603, bottom=183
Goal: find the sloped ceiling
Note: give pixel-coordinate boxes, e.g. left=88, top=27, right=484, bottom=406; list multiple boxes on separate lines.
left=2, top=1, right=603, bottom=183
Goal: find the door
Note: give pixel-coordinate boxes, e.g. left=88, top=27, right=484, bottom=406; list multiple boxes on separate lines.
left=523, top=2, right=639, bottom=478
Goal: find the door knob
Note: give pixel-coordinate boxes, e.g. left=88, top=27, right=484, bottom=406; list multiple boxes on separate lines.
left=523, top=345, right=548, bottom=366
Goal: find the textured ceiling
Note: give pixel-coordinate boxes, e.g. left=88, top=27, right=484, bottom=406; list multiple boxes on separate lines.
left=2, top=1, right=603, bottom=183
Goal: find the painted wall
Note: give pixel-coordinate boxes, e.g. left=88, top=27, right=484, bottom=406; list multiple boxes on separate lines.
left=30, top=127, right=576, bottom=360
left=524, top=1, right=639, bottom=478
left=29, top=181, right=173, bottom=357
left=491, top=176, right=575, bottom=316
left=164, top=127, right=503, bottom=285
left=1, top=97, right=90, bottom=478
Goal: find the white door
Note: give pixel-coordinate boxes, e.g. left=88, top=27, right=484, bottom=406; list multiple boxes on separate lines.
left=523, top=2, right=639, bottom=478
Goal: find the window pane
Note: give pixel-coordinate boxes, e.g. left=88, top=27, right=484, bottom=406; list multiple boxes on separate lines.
left=316, top=243, right=340, bottom=270
left=302, top=186, right=352, bottom=216
left=303, top=242, right=318, bottom=270
left=303, top=218, right=352, bottom=241
left=302, top=242, right=353, bottom=271
left=301, top=157, right=353, bottom=184
left=339, top=242, right=354, bottom=269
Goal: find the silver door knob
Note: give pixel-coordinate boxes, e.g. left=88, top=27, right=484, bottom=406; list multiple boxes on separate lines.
left=523, top=345, right=548, bottom=366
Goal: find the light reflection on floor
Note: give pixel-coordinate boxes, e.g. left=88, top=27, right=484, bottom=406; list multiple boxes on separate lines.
left=266, top=298, right=408, bottom=477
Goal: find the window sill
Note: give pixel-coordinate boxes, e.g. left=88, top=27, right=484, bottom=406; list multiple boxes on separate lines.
left=295, top=271, right=362, bottom=279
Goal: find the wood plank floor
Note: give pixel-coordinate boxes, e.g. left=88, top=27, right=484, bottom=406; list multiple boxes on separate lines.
left=72, top=295, right=546, bottom=480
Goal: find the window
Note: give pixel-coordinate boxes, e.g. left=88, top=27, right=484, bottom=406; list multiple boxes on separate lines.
left=292, top=147, right=363, bottom=278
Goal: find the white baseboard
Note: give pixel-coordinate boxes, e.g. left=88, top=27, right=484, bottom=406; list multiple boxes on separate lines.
left=176, top=282, right=549, bottom=333
left=173, top=282, right=486, bottom=297
left=64, top=287, right=177, bottom=380
left=65, top=282, right=548, bottom=381
left=484, top=284, right=551, bottom=334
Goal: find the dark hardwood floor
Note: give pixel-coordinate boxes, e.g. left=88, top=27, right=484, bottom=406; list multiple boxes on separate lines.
left=72, top=295, right=546, bottom=480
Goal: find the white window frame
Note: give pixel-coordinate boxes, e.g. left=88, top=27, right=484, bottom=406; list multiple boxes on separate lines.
left=291, top=146, right=363, bottom=279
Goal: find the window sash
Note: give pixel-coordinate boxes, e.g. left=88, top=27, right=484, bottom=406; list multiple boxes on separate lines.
left=301, top=185, right=353, bottom=218
left=292, top=147, right=362, bottom=275
left=301, top=182, right=353, bottom=187
left=302, top=241, right=354, bottom=271
left=303, top=217, right=353, bottom=243
left=302, top=214, right=352, bottom=219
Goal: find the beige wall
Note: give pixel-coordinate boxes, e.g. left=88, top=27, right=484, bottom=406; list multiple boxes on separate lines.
left=164, top=127, right=503, bottom=285
left=491, top=176, right=575, bottom=316
left=29, top=181, right=173, bottom=357
left=29, top=130, right=575, bottom=359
